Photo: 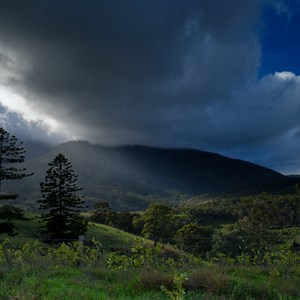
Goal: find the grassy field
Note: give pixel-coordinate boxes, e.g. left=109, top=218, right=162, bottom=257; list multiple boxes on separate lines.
left=1, top=213, right=141, bottom=250
left=0, top=215, right=299, bottom=299
left=0, top=252, right=299, bottom=299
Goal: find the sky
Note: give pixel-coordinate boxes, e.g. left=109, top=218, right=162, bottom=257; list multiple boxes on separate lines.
left=0, top=0, right=300, bottom=174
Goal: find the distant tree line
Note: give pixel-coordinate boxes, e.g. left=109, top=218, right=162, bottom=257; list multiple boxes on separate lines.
left=90, top=201, right=141, bottom=234
left=90, top=191, right=300, bottom=257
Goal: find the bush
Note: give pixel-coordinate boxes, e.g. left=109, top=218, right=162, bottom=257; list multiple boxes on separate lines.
left=0, top=239, right=102, bottom=270
left=140, top=270, right=173, bottom=291
left=185, top=268, right=231, bottom=295
left=161, top=272, right=188, bottom=300
left=175, top=224, right=213, bottom=256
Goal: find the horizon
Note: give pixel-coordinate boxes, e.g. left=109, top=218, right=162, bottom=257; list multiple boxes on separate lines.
left=23, top=138, right=298, bottom=176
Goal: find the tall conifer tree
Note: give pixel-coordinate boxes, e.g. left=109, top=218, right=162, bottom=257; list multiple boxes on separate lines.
left=38, top=153, right=87, bottom=241
left=0, top=127, right=31, bottom=235
left=0, top=127, right=31, bottom=199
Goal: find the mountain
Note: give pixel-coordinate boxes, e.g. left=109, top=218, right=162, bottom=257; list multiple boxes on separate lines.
left=3, top=141, right=287, bottom=211
left=23, top=140, right=53, bottom=160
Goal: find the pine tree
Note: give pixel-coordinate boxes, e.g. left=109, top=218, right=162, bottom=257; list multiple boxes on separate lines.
left=0, top=127, right=32, bottom=199
left=0, top=128, right=32, bottom=235
left=38, top=153, right=87, bottom=241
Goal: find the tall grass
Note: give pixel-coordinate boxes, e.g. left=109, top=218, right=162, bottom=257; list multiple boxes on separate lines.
left=0, top=239, right=299, bottom=299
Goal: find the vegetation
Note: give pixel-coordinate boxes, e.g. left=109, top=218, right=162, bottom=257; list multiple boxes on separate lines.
left=90, top=201, right=141, bottom=234
left=0, top=127, right=32, bottom=197
left=175, top=224, right=213, bottom=256
left=6, top=140, right=294, bottom=212
left=140, top=203, right=174, bottom=245
left=161, top=272, right=188, bottom=300
left=0, top=128, right=32, bottom=235
left=0, top=229, right=299, bottom=299
left=0, top=129, right=299, bottom=298
left=38, top=153, right=87, bottom=241
left=0, top=205, right=28, bottom=236
left=0, top=193, right=298, bottom=299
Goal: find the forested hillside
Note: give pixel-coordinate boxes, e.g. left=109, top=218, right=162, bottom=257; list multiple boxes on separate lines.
left=0, top=132, right=299, bottom=300
left=3, top=140, right=288, bottom=211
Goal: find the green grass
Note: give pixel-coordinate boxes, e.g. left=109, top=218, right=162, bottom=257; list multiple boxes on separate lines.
left=0, top=263, right=299, bottom=300
left=0, top=267, right=166, bottom=300
left=85, top=222, right=139, bottom=251
left=0, top=213, right=299, bottom=299
left=0, top=212, right=143, bottom=252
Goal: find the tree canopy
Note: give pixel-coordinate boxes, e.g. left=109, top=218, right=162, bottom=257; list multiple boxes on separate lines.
left=141, top=203, right=174, bottom=245
left=38, top=153, right=87, bottom=241
left=0, top=127, right=32, bottom=199
left=0, top=128, right=32, bottom=235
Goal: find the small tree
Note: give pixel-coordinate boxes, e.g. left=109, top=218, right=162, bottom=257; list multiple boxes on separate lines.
left=141, top=203, right=174, bottom=245
left=38, top=153, right=87, bottom=241
left=175, top=223, right=213, bottom=256
left=0, top=205, right=28, bottom=236
left=90, top=201, right=113, bottom=224
left=237, top=193, right=276, bottom=250
left=0, top=127, right=32, bottom=199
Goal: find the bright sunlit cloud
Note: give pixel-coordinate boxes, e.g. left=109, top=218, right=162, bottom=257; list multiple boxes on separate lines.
left=0, top=86, right=61, bottom=134
left=274, top=71, right=295, bottom=81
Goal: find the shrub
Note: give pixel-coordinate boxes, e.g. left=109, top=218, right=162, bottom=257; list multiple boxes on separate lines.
left=185, top=268, right=231, bottom=295
left=105, top=252, right=131, bottom=271
left=161, top=272, right=188, bottom=300
left=140, top=270, right=173, bottom=291
left=175, top=224, right=213, bottom=256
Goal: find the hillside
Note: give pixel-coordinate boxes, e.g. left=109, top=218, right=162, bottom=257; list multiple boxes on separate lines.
left=2, top=213, right=299, bottom=300
left=1, top=212, right=143, bottom=252
left=4, top=141, right=286, bottom=211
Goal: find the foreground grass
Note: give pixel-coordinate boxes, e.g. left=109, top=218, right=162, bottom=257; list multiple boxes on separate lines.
left=0, top=264, right=299, bottom=300
left=0, top=268, right=158, bottom=300
left=0, top=216, right=299, bottom=299
left=0, top=239, right=299, bottom=300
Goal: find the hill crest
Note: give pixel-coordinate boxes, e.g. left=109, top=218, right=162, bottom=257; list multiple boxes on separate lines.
left=5, top=140, right=285, bottom=211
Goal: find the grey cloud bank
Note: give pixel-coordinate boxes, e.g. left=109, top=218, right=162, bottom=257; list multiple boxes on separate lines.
left=0, top=0, right=300, bottom=173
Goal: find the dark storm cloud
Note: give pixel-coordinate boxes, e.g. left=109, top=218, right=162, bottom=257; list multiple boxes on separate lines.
left=1, top=0, right=300, bottom=172
left=0, top=0, right=263, bottom=140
